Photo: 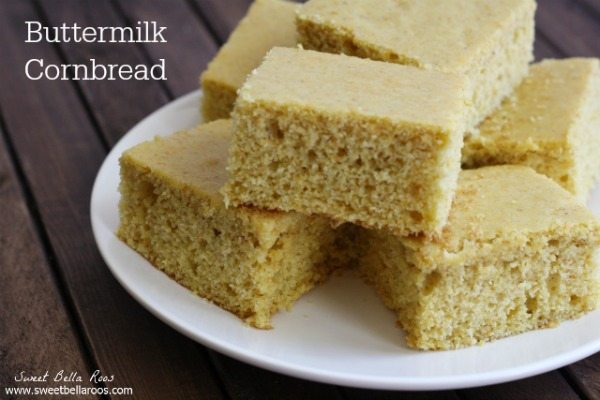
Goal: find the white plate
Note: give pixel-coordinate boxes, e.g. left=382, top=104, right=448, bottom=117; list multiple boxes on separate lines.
left=91, top=90, right=600, bottom=391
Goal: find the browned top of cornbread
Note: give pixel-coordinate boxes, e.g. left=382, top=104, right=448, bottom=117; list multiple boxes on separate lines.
left=201, top=0, right=298, bottom=89
left=478, top=58, right=600, bottom=142
left=297, top=0, right=535, bottom=71
left=402, top=166, right=600, bottom=255
left=238, top=47, right=468, bottom=130
left=120, top=120, right=309, bottom=239
left=122, top=120, right=231, bottom=202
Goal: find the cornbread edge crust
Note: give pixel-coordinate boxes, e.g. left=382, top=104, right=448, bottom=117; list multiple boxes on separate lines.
left=463, top=58, right=600, bottom=201
left=359, top=166, right=600, bottom=350
left=223, top=47, right=468, bottom=236
left=117, top=120, right=345, bottom=328
left=200, top=0, right=299, bottom=122
left=297, top=0, right=536, bottom=129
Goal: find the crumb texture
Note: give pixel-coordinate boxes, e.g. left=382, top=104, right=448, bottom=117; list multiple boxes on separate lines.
left=224, top=47, right=467, bottom=236
left=118, top=120, right=345, bottom=328
left=359, top=166, right=600, bottom=350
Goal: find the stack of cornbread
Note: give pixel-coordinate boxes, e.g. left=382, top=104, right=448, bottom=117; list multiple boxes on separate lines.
left=118, top=0, right=600, bottom=350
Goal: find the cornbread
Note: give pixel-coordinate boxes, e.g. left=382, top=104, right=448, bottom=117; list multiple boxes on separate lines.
left=223, top=47, right=469, bottom=236
left=200, top=0, right=298, bottom=121
left=297, top=0, right=536, bottom=129
left=118, top=120, right=346, bottom=328
left=360, top=166, right=600, bottom=350
left=463, top=58, right=600, bottom=201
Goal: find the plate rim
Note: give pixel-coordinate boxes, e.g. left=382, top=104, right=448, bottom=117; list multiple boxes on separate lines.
left=90, top=89, right=600, bottom=391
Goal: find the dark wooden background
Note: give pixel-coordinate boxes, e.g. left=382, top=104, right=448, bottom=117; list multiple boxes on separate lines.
left=0, top=0, right=599, bottom=399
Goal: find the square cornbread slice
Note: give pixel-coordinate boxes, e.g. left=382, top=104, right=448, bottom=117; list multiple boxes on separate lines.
left=118, top=120, right=345, bottom=329
left=297, top=0, right=536, bottom=129
left=359, top=165, right=600, bottom=350
left=223, top=47, right=469, bottom=236
left=200, top=0, right=298, bottom=122
left=463, top=58, right=600, bottom=201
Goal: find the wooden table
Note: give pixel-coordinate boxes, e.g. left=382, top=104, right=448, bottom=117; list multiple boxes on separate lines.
left=1, top=0, right=599, bottom=398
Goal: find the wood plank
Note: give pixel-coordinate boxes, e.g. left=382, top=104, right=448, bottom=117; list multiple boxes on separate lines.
left=0, top=1, right=225, bottom=398
left=209, top=353, right=344, bottom=400
left=576, top=0, right=600, bottom=20
left=38, top=0, right=169, bottom=146
left=190, top=0, right=253, bottom=43
left=0, top=125, right=96, bottom=398
left=36, top=0, right=345, bottom=398
left=535, top=4, right=600, bottom=399
left=534, top=30, right=564, bottom=61
left=5, top=1, right=596, bottom=399
left=564, top=353, right=600, bottom=400
left=28, top=1, right=344, bottom=399
left=459, top=371, right=580, bottom=400
left=536, top=0, right=600, bottom=57
left=343, top=388, right=460, bottom=400
left=116, top=0, right=218, bottom=97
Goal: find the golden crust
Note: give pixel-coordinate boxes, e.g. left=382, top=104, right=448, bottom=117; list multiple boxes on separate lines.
left=118, top=120, right=347, bottom=328
left=464, top=58, right=600, bottom=201
left=360, top=166, right=600, bottom=350
left=224, top=47, right=468, bottom=236
left=297, top=0, right=536, bottom=128
left=200, top=0, right=299, bottom=121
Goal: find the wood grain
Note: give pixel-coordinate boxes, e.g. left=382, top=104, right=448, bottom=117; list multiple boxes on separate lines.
left=534, top=30, right=564, bottom=61
left=564, top=353, right=600, bottom=400
left=34, top=0, right=348, bottom=398
left=191, top=0, right=253, bottom=43
left=1, top=0, right=598, bottom=398
left=536, top=0, right=600, bottom=57
left=576, top=0, right=600, bottom=19
left=0, top=1, right=224, bottom=398
left=37, top=0, right=169, bottom=146
left=534, top=1, right=600, bottom=398
left=0, top=125, right=96, bottom=398
left=459, top=371, right=580, bottom=400
left=343, top=388, right=460, bottom=400
left=209, top=354, right=344, bottom=400
left=116, top=0, right=218, bottom=97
